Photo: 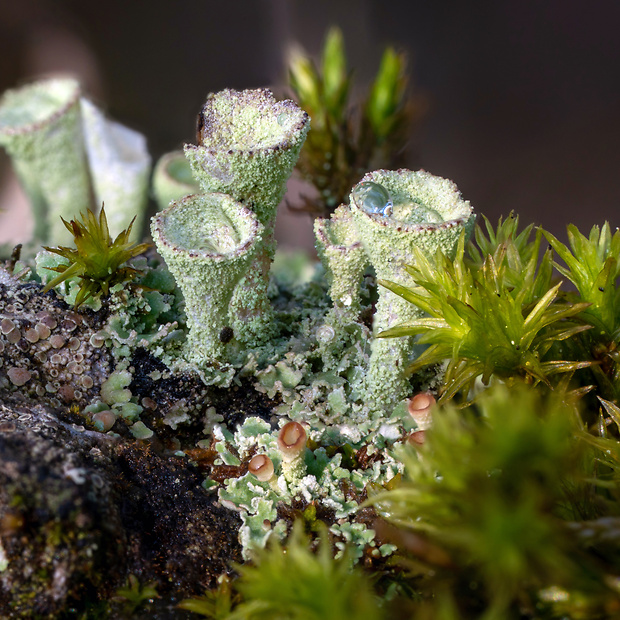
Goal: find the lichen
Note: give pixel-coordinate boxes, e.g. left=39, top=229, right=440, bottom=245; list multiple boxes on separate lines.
left=0, top=80, right=481, bottom=610
left=212, top=415, right=404, bottom=559
left=0, top=77, right=152, bottom=247
left=184, top=88, right=310, bottom=347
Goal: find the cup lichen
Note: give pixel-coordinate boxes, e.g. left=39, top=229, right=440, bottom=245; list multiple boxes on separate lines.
left=151, top=192, right=264, bottom=365
left=0, top=77, right=152, bottom=246
left=349, top=169, right=475, bottom=409
left=0, top=78, right=92, bottom=244
left=80, top=99, right=152, bottom=241
left=314, top=205, right=369, bottom=321
left=184, top=88, right=310, bottom=346
left=152, top=150, right=200, bottom=211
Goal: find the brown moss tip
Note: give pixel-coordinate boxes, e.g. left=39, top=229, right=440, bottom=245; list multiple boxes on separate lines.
left=407, top=392, right=436, bottom=430
left=277, top=421, right=307, bottom=462
left=248, top=454, right=275, bottom=482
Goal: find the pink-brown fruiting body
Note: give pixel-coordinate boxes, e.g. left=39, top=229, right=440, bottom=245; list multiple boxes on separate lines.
left=277, top=421, right=307, bottom=461
left=248, top=454, right=275, bottom=482
left=92, top=410, right=116, bottom=432
left=408, top=430, right=426, bottom=446
left=407, top=392, right=436, bottom=430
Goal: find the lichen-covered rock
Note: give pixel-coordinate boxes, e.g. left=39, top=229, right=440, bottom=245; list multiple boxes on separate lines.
left=0, top=393, right=243, bottom=618
left=0, top=395, right=123, bottom=617
left=0, top=267, right=111, bottom=410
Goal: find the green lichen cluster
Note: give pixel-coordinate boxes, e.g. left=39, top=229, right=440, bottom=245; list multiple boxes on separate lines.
left=6, top=39, right=620, bottom=620
left=211, top=415, right=400, bottom=561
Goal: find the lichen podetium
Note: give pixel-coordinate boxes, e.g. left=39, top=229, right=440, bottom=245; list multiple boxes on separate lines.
left=349, top=169, right=475, bottom=409
left=151, top=192, right=264, bottom=365
left=184, top=88, right=310, bottom=347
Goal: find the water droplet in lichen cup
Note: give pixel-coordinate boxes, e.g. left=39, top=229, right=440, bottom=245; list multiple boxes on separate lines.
left=351, top=181, right=393, bottom=216
left=391, top=199, right=444, bottom=225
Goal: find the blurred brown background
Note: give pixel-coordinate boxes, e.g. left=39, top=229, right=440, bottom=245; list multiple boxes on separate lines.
left=1, top=0, right=619, bottom=249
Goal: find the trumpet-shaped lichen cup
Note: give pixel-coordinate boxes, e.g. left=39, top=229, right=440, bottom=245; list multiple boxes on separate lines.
left=185, top=88, right=309, bottom=227
left=350, top=169, right=475, bottom=409
left=0, top=77, right=93, bottom=244
left=151, top=192, right=264, bottom=365
left=184, top=88, right=309, bottom=346
left=80, top=99, right=152, bottom=241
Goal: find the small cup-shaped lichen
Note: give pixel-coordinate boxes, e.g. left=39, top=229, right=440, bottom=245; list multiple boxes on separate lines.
left=0, top=77, right=93, bottom=244
left=151, top=192, right=264, bottom=363
left=184, top=89, right=310, bottom=346
left=350, top=169, right=475, bottom=408
left=277, top=421, right=307, bottom=483
left=314, top=204, right=369, bottom=320
left=408, top=392, right=436, bottom=431
left=152, top=150, right=200, bottom=211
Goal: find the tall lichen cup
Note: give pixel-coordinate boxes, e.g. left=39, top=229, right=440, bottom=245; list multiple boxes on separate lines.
left=151, top=193, right=264, bottom=364
left=350, top=169, right=475, bottom=410
left=184, top=88, right=309, bottom=346
left=0, top=77, right=93, bottom=244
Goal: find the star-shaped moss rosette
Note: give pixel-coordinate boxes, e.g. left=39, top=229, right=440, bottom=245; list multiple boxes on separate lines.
left=544, top=223, right=620, bottom=401
left=40, top=206, right=150, bottom=308
left=379, top=219, right=593, bottom=401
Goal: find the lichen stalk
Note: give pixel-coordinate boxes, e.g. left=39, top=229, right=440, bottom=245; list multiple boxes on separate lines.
left=151, top=192, right=264, bottom=363
left=0, top=78, right=93, bottom=244
left=350, top=169, right=475, bottom=409
left=277, top=421, right=307, bottom=484
left=314, top=205, right=369, bottom=321
left=184, top=88, right=309, bottom=346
